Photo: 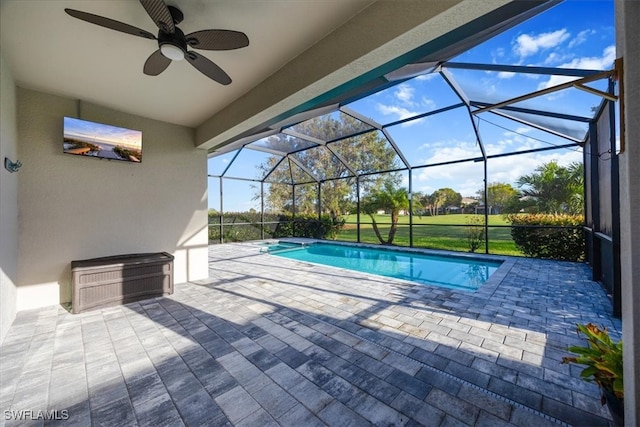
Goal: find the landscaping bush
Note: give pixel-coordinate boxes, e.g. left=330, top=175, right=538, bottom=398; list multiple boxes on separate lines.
left=505, top=213, right=585, bottom=261
left=274, top=215, right=345, bottom=239
left=208, top=211, right=276, bottom=242
left=208, top=211, right=344, bottom=243
left=465, top=215, right=485, bottom=253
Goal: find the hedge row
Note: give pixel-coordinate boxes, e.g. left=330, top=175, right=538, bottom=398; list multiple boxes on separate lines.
left=208, top=212, right=344, bottom=242
left=505, top=213, right=585, bottom=261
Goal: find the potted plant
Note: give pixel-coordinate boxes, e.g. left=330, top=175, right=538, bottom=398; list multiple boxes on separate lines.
left=561, top=323, right=624, bottom=426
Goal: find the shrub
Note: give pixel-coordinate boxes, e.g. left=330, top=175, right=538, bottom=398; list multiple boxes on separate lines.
left=465, top=215, right=485, bottom=253
left=208, top=211, right=276, bottom=242
left=561, top=323, right=624, bottom=402
left=208, top=211, right=344, bottom=243
left=274, top=215, right=345, bottom=240
left=505, top=213, right=585, bottom=261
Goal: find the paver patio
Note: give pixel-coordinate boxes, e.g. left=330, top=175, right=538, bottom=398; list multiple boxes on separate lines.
left=0, top=241, right=621, bottom=426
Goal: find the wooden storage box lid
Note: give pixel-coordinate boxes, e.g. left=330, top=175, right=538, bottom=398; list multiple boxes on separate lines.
left=71, top=252, right=173, bottom=270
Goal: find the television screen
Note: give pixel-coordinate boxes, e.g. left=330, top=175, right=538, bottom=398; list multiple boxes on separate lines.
left=63, top=117, right=142, bottom=163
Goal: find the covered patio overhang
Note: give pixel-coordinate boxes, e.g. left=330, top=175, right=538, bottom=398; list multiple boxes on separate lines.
left=195, top=1, right=560, bottom=152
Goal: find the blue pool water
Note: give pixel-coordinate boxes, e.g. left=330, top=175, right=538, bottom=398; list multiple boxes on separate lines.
left=270, top=243, right=501, bottom=291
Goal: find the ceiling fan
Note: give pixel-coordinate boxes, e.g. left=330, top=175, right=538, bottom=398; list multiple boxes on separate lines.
left=64, top=0, right=249, bottom=85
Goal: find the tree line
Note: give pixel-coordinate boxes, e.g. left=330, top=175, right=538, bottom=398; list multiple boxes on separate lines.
left=252, top=115, right=584, bottom=245
left=410, top=161, right=583, bottom=217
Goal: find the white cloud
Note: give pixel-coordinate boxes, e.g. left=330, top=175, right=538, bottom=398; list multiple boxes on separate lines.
left=395, top=84, right=415, bottom=105
left=499, top=128, right=531, bottom=139
left=562, top=45, right=616, bottom=70
left=415, top=160, right=483, bottom=197
left=410, top=134, right=582, bottom=197
left=492, top=47, right=505, bottom=61
left=523, top=72, right=541, bottom=80
left=414, top=140, right=481, bottom=191
left=421, top=96, right=436, bottom=111
left=514, top=29, right=570, bottom=58
left=568, top=29, right=596, bottom=49
left=543, top=52, right=572, bottom=66
left=485, top=133, right=539, bottom=156
left=535, top=75, right=577, bottom=92
left=376, top=104, right=415, bottom=119
left=497, top=71, right=516, bottom=79
left=417, top=148, right=582, bottom=195
left=415, top=73, right=438, bottom=81
left=376, top=103, right=423, bottom=126
left=392, top=84, right=436, bottom=111
left=487, top=150, right=582, bottom=185
left=376, top=84, right=436, bottom=125
left=417, top=142, right=479, bottom=165
left=465, top=79, right=497, bottom=100
left=537, top=45, right=616, bottom=90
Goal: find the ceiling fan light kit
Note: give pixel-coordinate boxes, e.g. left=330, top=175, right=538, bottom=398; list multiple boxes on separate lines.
left=64, top=0, right=249, bottom=85
left=160, top=43, right=184, bottom=61
left=159, top=27, right=187, bottom=61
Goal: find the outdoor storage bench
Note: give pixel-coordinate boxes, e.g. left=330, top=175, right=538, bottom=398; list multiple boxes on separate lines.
left=71, top=252, right=173, bottom=314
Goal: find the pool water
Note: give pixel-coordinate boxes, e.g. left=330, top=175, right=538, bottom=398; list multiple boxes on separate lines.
left=270, top=242, right=501, bottom=291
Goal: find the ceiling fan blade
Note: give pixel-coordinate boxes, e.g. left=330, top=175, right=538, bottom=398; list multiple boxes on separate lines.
left=65, top=9, right=156, bottom=40
left=185, top=51, right=231, bottom=85
left=143, top=50, right=171, bottom=76
left=139, top=0, right=175, bottom=34
left=186, top=30, right=249, bottom=51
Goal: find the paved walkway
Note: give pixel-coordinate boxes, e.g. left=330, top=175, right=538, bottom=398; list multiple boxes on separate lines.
left=0, top=242, right=621, bottom=426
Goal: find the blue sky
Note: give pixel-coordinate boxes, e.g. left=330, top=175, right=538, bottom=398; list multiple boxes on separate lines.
left=209, top=0, right=615, bottom=212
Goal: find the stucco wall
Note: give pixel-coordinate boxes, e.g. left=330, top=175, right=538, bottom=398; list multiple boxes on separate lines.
left=0, top=50, right=19, bottom=343
left=16, top=88, right=208, bottom=310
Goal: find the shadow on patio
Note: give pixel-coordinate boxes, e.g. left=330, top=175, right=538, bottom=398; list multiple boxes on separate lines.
left=0, top=242, right=621, bottom=426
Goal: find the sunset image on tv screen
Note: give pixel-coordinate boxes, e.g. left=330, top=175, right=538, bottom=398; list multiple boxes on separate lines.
left=63, top=117, right=142, bottom=163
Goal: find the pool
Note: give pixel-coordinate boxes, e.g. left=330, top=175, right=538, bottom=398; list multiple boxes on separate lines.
left=269, top=242, right=501, bottom=291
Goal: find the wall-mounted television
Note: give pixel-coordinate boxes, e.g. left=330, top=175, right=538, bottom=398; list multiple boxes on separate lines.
left=63, top=117, right=142, bottom=163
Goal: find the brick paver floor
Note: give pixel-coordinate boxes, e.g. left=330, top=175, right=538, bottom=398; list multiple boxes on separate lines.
left=0, top=241, right=621, bottom=426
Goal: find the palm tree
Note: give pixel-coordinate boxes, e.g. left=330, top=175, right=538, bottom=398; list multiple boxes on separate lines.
left=411, top=191, right=425, bottom=217
left=421, top=191, right=446, bottom=216
left=517, top=161, right=584, bottom=215
left=361, top=182, right=409, bottom=244
left=566, top=162, right=585, bottom=215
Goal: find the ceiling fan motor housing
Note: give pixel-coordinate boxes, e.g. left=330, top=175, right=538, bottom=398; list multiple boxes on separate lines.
left=158, top=27, right=187, bottom=59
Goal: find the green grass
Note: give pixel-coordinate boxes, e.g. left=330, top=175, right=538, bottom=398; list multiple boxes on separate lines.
left=341, top=213, right=510, bottom=225
left=335, top=214, right=522, bottom=256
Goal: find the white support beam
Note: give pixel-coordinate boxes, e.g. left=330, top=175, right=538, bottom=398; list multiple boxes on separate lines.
left=616, top=1, right=640, bottom=424
left=472, top=70, right=614, bottom=115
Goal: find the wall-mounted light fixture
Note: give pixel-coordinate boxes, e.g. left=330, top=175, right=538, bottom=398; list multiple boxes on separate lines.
left=4, top=157, right=22, bottom=173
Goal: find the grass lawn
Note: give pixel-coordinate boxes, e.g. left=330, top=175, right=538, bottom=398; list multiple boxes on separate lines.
left=335, top=214, right=523, bottom=256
